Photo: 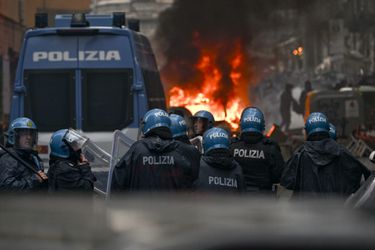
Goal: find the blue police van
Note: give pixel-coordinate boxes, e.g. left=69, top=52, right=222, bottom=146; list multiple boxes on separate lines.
left=10, top=13, right=166, bottom=159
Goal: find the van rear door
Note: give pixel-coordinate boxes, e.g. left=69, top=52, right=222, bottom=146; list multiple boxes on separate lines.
left=20, top=35, right=79, bottom=131
left=24, top=70, right=76, bottom=131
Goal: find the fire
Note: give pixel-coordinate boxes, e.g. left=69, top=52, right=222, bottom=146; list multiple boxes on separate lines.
left=169, top=87, right=244, bottom=130
left=167, top=38, right=251, bottom=130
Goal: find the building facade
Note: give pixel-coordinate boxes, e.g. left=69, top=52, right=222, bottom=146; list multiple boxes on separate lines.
left=284, top=0, right=375, bottom=85
left=251, top=0, right=375, bottom=87
left=91, top=0, right=174, bottom=38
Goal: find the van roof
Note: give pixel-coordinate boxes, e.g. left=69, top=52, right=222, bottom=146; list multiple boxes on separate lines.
left=55, top=14, right=119, bottom=27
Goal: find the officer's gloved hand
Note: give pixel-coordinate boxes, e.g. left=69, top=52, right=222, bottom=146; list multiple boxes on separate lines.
left=36, top=170, right=48, bottom=183
left=78, top=153, right=89, bottom=166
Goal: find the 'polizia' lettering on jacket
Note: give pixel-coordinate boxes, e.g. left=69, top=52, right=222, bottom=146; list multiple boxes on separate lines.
left=143, top=156, right=175, bottom=165
left=233, top=149, right=265, bottom=159
left=32, top=50, right=121, bottom=62
left=208, top=176, right=238, bottom=188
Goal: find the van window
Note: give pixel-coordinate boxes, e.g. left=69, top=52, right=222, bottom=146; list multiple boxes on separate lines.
left=142, top=69, right=166, bottom=109
left=133, top=33, right=166, bottom=110
left=82, top=69, right=133, bottom=131
left=24, top=70, right=75, bottom=132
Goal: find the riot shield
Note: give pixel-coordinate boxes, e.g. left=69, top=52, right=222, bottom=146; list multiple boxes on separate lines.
left=106, top=130, right=135, bottom=199
left=64, top=129, right=89, bottom=152
left=345, top=174, right=375, bottom=210
left=190, top=135, right=203, bottom=154
left=81, top=139, right=111, bottom=195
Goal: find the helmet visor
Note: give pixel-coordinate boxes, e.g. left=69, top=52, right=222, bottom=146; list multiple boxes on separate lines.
left=14, top=128, right=38, bottom=150
left=63, top=129, right=88, bottom=152
left=192, top=117, right=209, bottom=136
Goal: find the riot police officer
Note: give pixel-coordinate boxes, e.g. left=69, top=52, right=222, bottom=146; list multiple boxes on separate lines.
left=0, top=117, right=47, bottom=191
left=281, top=112, right=365, bottom=198
left=47, top=129, right=96, bottom=193
left=230, top=107, right=284, bottom=194
left=170, top=114, right=201, bottom=186
left=194, top=127, right=245, bottom=193
left=111, top=108, right=196, bottom=192
left=329, top=122, right=371, bottom=180
left=191, top=110, right=215, bottom=137
left=190, top=110, right=215, bottom=153
left=170, top=114, right=192, bottom=144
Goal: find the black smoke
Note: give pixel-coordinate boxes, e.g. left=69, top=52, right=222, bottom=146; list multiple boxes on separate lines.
left=156, top=0, right=251, bottom=86
left=155, top=0, right=307, bottom=83
left=155, top=0, right=312, bottom=103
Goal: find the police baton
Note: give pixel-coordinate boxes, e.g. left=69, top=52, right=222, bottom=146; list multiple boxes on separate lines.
left=0, top=143, right=46, bottom=181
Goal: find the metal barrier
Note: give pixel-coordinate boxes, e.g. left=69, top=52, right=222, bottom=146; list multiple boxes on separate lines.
left=347, top=135, right=373, bottom=157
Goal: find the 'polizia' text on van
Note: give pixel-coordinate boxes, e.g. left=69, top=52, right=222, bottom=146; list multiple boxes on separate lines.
left=32, top=50, right=121, bottom=62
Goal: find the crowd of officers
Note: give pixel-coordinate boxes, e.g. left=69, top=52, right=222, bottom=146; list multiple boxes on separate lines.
left=0, top=107, right=371, bottom=199
left=0, top=118, right=96, bottom=193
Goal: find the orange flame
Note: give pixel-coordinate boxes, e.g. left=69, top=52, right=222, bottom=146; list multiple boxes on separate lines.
left=167, top=39, right=251, bottom=130
left=266, top=124, right=277, bottom=138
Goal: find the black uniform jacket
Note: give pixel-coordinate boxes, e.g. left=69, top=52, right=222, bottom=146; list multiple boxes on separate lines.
left=194, top=152, right=245, bottom=193
left=111, top=136, right=197, bottom=192
left=47, top=159, right=96, bottom=193
left=0, top=149, right=45, bottom=192
left=175, top=138, right=201, bottom=187
left=230, top=136, right=284, bottom=191
left=281, top=138, right=364, bottom=198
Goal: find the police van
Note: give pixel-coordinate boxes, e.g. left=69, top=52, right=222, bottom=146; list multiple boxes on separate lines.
left=305, top=85, right=375, bottom=137
left=10, top=13, right=166, bottom=160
